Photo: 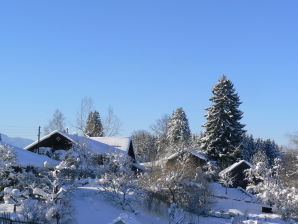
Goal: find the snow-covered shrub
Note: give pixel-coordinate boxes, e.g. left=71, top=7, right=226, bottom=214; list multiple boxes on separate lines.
left=168, top=203, right=200, bottom=224
left=138, top=155, right=211, bottom=215
left=219, top=172, right=235, bottom=195
left=0, top=144, right=18, bottom=192
left=96, top=153, right=137, bottom=212
left=56, top=144, right=102, bottom=181
left=98, top=171, right=136, bottom=212
left=245, top=158, right=298, bottom=219
left=131, top=130, right=158, bottom=162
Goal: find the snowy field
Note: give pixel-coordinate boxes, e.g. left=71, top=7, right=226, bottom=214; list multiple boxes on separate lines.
left=68, top=183, right=295, bottom=224
left=0, top=183, right=296, bottom=224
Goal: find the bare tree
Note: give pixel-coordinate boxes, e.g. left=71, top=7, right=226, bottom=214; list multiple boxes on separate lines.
left=44, top=109, right=66, bottom=135
left=150, top=114, right=170, bottom=158
left=76, top=97, right=94, bottom=134
left=131, top=130, right=157, bottom=162
left=150, top=114, right=170, bottom=136
left=219, top=172, right=235, bottom=195
left=102, top=106, right=122, bottom=136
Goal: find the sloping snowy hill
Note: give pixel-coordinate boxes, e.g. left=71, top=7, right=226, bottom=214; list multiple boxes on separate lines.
left=70, top=183, right=293, bottom=224
left=1, top=133, right=33, bottom=148
left=0, top=142, right=58, bottom=167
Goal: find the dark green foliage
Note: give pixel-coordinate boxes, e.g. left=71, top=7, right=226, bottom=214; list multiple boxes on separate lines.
left=84, top=110, right=103, bottom=137
left=201, top=76, right=245, bottom=167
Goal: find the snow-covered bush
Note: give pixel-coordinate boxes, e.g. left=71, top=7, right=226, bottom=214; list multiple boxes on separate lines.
left=131, top=130, right=158, bottom=162
left=245, top=158, right=298, bottom=219
left=0, top=144, right=18, bottom=192
left=96, top=153, right=137, bottom=212
left=138, top=155, right=211, bottom=215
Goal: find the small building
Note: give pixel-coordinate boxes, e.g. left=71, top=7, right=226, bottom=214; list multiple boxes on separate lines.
left=141, top=149, right=208, bottom=171
left=164, top=148, right=208, bottom=170
left=24, top=130, right=136, bottom=161
left=219, top=160, right=253, bottom=189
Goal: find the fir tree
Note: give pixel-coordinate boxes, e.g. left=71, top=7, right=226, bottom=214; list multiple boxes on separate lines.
left=84, top=110, right=103, bottom=137
left=241, top=134, right=257, bottom=162
left=166, top=107, right=191, bottom=150
left=201, top=76, right=245, bottom=167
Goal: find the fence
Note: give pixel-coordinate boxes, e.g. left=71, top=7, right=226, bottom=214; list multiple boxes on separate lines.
left=0, top=213, right=38, bottom=224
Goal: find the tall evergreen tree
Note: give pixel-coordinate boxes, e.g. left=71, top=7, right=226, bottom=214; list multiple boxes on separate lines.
left=201, top=76, right=245, bottom=167
left=84, top=110, right=103, bottom=137
left=241, top=134, right=257, bottom=162
left=166, top=107, right=191, bottom=150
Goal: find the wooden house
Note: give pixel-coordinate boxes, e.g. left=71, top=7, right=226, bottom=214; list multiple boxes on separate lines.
left=25, top=130, right=136, bottom=162
left=219, top=160, right=253, bottom=189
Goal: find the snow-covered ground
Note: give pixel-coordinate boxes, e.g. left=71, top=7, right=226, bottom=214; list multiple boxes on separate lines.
left=72, top=187, right=167, bottom=224
left=69, top=183, right=296, bottom=224
left=0, top=183, right=295, bottom=224
left=0, top=142, right=58, bottom=167
left=0, top=133, right=33, bottom=148
left=208, top=182, right=291, bottom=224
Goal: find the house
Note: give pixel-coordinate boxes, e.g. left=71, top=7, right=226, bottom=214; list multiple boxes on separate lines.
left=164, top=148, right=208, bottom=170
left=141, top=148, right=208, bottom=171
left=24, top=130, right=136, bottom=162
left=219, top=160, right=253, bottom=189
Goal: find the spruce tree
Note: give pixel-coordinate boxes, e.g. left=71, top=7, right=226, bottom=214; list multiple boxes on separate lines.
left=84, top=110, right=104, bottom=137
left=166, top=107, right=191, bottom=150
left=201, top=76, right=245, bottom=167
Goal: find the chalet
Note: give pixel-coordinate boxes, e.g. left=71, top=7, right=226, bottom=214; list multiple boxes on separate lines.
left=24, top=130, right=136, bottom=162
left=219, top=160, right=253, bottom=189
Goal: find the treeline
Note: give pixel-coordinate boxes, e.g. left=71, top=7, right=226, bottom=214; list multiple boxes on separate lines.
left=132, top=76, right=281, bottom=169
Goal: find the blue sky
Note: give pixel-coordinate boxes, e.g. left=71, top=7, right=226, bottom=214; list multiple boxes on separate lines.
left=0, top=1, right=298, bottom=145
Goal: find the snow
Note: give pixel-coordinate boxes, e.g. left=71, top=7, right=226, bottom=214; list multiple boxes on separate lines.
left=219, top=160, right=253, bottom=176
left=89, top=137, right=131, bottom=152
left=165, top=149, right=207, bottom=161
left=132, top=162, right=146, bottom=171
left=68, top=134, right=131, bottom=155
left=70, top=184, right=294, bottom=224
left=0, top=142, right=58, bottom=168
left=72, top=187, right=167, bottom=224
left=208, top=182, right=291, bottom=224
left=0, top=133, right=33, bottom=148
left=187, top=148, right=208, bottom=160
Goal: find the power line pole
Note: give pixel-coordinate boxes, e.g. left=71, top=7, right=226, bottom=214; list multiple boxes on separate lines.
left=37, top=126, right=41, bottom=153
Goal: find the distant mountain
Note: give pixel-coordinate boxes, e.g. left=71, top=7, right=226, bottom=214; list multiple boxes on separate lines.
left=0, top=133, right=34, bottom=148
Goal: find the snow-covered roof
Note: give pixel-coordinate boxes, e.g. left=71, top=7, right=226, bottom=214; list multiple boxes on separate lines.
left=165, top=148, right=208, bottom=161
left=219, top=160, right=253, bottom=177
left=24, top=130, right=76, bottom=150
left=187, top=148, right=208, bottom=161
left=25, top=130, right=132, bottom=155
left=89, top=137, right=131, bottom=152
left=0, top=142, right=59, bottom=168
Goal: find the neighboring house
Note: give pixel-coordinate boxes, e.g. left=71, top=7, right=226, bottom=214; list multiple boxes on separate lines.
left=219, top=160, right=253, bottom=189
left=0, top=142, right=58, bottom=168
left=164, top=148, right=208, bottom=170
left=24, top=130, right=136, bottom=162
left=142, top=148, right=208, bottom=171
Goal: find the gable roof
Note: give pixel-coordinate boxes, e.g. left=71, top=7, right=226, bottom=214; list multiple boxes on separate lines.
left=1, top=142, right=58, bottom=168
left=165, top=148, right=208, bottom=161
left=219, top=160, right=253, bottom=177
left=25, top=130, right=133, bottom=156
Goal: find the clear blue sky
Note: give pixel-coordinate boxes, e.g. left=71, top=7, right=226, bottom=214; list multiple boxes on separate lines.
left=0, top=1, right=298, bottom=146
